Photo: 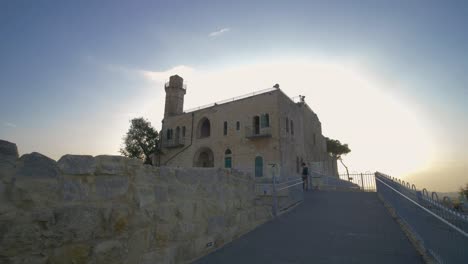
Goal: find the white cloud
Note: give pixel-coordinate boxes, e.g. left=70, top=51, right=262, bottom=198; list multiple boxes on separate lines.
left=4, top=122, right=16, bottom=128
left=140, top=65, right=196, bottom=83
left=209, top=27, right=230, bottom=37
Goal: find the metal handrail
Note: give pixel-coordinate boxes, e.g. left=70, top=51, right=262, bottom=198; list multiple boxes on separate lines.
left=183, top=87, right=278, bottom=113
left=277, top=180, right=303, bottom=191
left=376, top=172, right=468, bottom=222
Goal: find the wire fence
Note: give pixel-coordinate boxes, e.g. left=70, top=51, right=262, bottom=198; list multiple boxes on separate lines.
left=375, top=172, right=468, bottom=263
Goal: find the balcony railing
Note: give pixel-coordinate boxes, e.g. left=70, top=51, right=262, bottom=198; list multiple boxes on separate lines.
left=162, top=137, right=185, bottom=148
left=245, top=126, right=272, bottom=139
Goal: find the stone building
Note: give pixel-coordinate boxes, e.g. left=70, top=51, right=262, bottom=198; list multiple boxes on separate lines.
left=155, top=75, right=338, bottom=179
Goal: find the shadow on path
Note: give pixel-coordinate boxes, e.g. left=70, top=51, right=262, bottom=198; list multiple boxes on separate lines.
left=194, top=191, right=423, bottom=264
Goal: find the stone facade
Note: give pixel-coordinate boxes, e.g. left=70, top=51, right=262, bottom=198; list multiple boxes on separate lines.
left=157, top=75, right=338, bottom=179
left=0, top=140, right=271, bottom=264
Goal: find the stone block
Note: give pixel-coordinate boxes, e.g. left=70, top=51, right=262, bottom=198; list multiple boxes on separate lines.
left=139, top=247, right=174, bottom=264
left=58, top=155, right=96, bottom=175
left=94, top=176, right=129, bottom=199
left=11, top=177, right=61, bottom=207
left=175, top=169, right=199, bottom=186
left=92, top=240, right=124, bottom=264
left=0, top=224, right=42, bottom=257
left=0, top=140, right=19, bottom=160
left=95, top=155, right=128, bottom=175
left=125, top=229, right=150, bottom=263
left=48, top=243, right=90, bottom=264
left=135, top=186, right=156, bottom=208
left=53, top=206, right=101, bottom=242
left=15, top=152, right=60, bottom=179
left=207, top=216, right=225, bottom=234
left=8, top=254, right=47, bottom=264
left=62, top=179, right=90, bottom=202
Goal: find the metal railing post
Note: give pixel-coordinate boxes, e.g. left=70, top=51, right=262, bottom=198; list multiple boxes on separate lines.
left=270, top=164, right=278, bottom=217
left=360, top=173, right=364, bottom=190
left=272, top=175, right=278, bottom=217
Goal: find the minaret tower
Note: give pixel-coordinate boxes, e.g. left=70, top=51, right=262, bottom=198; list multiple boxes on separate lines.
left=164, top=75, right=186, bottom=117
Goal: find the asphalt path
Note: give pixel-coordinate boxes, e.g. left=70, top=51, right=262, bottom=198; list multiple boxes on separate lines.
left=194, top=191, right=423, bottom=264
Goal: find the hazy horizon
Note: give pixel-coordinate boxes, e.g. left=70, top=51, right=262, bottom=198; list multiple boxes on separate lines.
left=1, top=1, right=467, bottom=192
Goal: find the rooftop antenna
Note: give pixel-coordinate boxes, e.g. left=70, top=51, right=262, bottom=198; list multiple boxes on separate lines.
left=273, top=83, right=280, bottom=89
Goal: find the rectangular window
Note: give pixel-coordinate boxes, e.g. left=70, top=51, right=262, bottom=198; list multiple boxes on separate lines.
left=236, top=121, right=240, bottom=131
left=182, top=126, right=186, bottom=137
left=225, top=157, right=232, bottom=168
left=166, top=129, right=172, bottom=140
left=286, top=118, right=289, bottom=132
left=260, top=114, right=270, bottom=128
left=223, top=121, right=228, bottom=135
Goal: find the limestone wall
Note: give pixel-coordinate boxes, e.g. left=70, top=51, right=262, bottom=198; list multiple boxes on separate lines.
left=0, top=140, right=272, bottom=264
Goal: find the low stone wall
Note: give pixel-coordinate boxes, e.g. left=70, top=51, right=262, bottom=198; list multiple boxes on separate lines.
left=0, top=140, right=272, bottom=264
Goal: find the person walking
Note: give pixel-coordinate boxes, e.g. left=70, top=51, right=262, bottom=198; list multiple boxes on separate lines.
left=301, top=162, right=309, bottom=191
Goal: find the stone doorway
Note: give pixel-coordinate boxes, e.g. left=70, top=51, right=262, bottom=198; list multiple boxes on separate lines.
left=193, top=147, right=214, bottom=167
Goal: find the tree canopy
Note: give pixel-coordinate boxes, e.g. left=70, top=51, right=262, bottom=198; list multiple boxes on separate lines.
left=325, top=137, right=351, bottom=158
left=120, top=117, right=159, bottom=165
left=461, top=183, right=468, bottom=200
left=325, top=137, right=351, bottom=178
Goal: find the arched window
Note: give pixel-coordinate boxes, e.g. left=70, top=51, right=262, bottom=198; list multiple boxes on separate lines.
left=291, top=120, right=294, bottom=135
left=286, top=117, right=289, bottom=132
left=175, top=126, right=180, bottom=141
left=223, top=121, right=228, bottom=135
left=198, top=118, right=211, bottom=138
left=253, top=116, right=260, bottom=135
left=261, top=114, right=270, bottom=128
left=255, top=156, right=263, bottom=177
left=166, top=129, right=172, bottom=140
left=224, top=149, right=232, bottom=168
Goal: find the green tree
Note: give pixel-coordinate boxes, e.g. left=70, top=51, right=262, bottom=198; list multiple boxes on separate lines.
left=325, top=137, right=351, bottom=179
left=120, top=117, right=159, bottom=165
left=460, top=183, right=468, bottom=200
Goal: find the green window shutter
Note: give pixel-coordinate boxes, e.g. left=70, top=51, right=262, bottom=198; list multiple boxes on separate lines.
left=225, top=157, right=232, bottom=168
left=260, top=114, right=266, bottom=128
left=255, top=156, right=263, bottom=177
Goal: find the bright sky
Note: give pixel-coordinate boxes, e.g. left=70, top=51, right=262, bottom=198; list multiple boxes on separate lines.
left=1, top=1, right=467, bottom=191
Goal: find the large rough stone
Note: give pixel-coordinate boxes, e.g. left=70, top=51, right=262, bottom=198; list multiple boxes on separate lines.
left=62, top=179, right=90, bottom=202
left=0, top=140, right=19, bottom=180
left=0, top=140, right=19, bottom=161
left=95, top=155, right=127, bottom=175
left=0, top=224, right=43, bottom=257
left=15, top=152, right=59, bottom=179
left=92, top=240, right=124, bottom=264
left=94, top=176, right=129, bottom=199
left=57, top=155, right=96, bottom=175
left=53, top=206, right=101, bottom=243
left=48, top=244, right=90, bottom=264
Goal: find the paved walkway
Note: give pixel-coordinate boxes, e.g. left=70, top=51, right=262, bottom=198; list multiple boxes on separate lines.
left=194, top=191, right=423, bottom=264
